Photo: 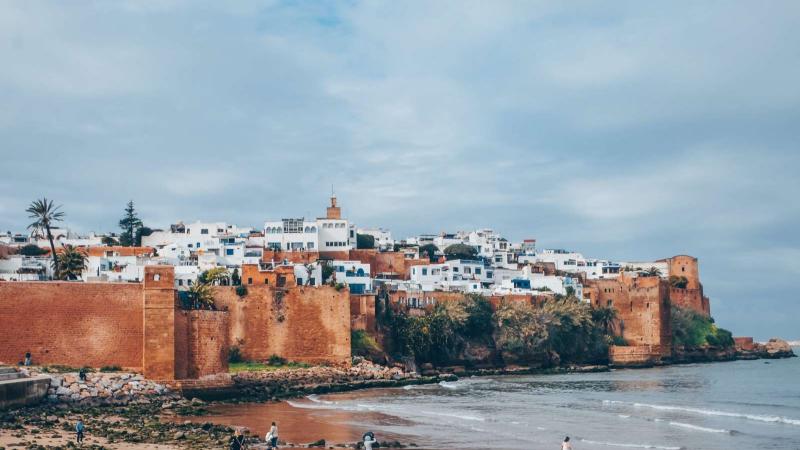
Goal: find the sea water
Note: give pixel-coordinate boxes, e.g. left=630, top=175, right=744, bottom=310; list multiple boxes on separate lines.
left=202, top=351, right=800, bottom=449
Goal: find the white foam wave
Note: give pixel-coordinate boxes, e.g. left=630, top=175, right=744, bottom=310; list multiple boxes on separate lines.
left=580, top=439, right=683, bottom=449
left=618, top=414, right=631, bottom=419
left=668, top=422, right=730, bottom=434
left=605, top=400, right=800, bottom=426
left=402, top=384, right=420, bottom=390
left=306, top=394, right=333, bottom=405
left=428, top=411, right=485, bottom=422
left=439, top=381, right=460, bottom=389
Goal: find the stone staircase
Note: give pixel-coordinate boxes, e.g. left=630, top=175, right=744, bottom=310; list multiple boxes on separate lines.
left=0, top=366, right=51, bottom=409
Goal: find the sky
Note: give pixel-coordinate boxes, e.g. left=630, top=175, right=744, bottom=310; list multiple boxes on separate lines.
left=1, top=1, right=799, bottom=340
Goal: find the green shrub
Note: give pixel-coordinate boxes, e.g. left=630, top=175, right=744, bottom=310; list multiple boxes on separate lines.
left=99, top=365, right=122, bottom=372
left=229, top=346, right=243, bottom=363
left=671, top=306, right=734, bottom=349
left=235, top=285, right=248, bottom=297
left=268, top=354, right=287, bottom=366
left=611, top=335, right=628, bottom=346
left=351, top=330, right=383, bottom=357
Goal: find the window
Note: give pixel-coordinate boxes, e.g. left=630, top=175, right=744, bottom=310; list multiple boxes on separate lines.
left=307, top=242, right=314, bottom=249
left=178, top=279, right=183, bottom=286
left=187, top=280, right=193, bottom=286
left=297, top=278, right=303, bottom=285
left=196, top=242, right=201, bottom=248
left=188, top=243, right=193, bottom=248
left=264, top=278, right=269, bottom=284
left=226, top=249, right=234, bottom=256
left=453, top=267, right=459, bottom=272
left=475, top=268, right=482, bottom=275
left=201, top=229, right=209, bottom=234
left=247, top=277, right=253, bottom=285
left=422, top=268, right=428, bottom=275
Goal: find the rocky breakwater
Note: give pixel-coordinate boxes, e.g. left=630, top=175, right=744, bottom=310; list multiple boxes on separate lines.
left=23, top=369, right=179, bottom=406
left=232, top=359, right=456, bottom=401
left=760, top=338, right=796, bottom=359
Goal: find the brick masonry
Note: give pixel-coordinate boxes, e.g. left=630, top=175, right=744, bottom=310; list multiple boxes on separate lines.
left=214, top=284, right=351, bottom=365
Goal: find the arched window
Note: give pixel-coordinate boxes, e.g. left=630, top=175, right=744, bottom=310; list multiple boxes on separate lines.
left=153, top=274, right=161, bottom=281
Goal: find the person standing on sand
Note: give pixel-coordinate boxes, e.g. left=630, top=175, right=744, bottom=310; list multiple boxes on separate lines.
left=24, top=352, right=32, bottom=366
left=265, top=421, right=278, bottom=449
left=75, top=418, right=85, bottom=444
left=562, top=436, right=572, bottom=450
left=230, top=428, right=247, bottom=450
left=363, top=431, right=377, bottom=450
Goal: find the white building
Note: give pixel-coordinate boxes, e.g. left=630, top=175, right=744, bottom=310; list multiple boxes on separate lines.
left=331, top=260, right=372, bottom=294
left=357, top=228, right=393, bottom=250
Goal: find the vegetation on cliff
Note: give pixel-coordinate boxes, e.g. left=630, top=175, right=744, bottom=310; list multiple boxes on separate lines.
left=384, top=294, right=613, bottom=367
left=671, top=305, right=734, bottom=348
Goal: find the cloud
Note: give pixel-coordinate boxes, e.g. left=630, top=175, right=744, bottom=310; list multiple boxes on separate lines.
left=0, top=1, right=799, bottom=339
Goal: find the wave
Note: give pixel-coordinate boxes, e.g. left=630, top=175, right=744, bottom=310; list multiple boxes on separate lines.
left=668, top=422, right=732, bottom=434
left=580, top=439, right=684, bottom=449
left=439, top=381, right=460, bottom=389
left=306, top=394, right=334, bottom=405
left=604, top=400, right=800, bottom=426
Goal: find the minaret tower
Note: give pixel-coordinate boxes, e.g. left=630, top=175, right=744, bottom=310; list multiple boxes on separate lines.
left=326, top=186, right=341, bottom=219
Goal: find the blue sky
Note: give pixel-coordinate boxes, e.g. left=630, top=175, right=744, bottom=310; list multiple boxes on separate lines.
left=1, top=1, right=798, bottom=340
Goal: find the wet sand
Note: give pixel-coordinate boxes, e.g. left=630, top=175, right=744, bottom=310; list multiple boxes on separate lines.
left=169, top=391, right=414, bottom=446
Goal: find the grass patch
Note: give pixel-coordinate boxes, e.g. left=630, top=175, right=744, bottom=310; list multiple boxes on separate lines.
left=229, top=361, right=311, bottom=373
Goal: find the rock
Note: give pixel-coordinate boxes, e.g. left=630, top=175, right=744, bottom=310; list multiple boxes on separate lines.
left=765, top=338, right=795, bottom=358
left=56, top=386, right=71, bottom=396
left=49, top=377, right=61, bottom=388
left=175, top=431, right=186, bottom=439
left=191, top=397, right=205, bottom=405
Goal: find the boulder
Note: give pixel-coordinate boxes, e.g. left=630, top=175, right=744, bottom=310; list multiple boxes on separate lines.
left=765, top=338, right=795, bottom=358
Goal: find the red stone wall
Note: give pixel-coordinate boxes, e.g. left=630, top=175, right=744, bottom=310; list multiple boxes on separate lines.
left=0, top=266, right=229, bottom=381
left=350, top=294, right=376, bottom=332
left=734, top=337, right=755, bottom=351
left=261, top=250, right=320, bottom=265
left=608, top=345, right=659, bottom=366
left=0, top=281, right=144, bottom=369
left=214, top=285, right=351, bottom=365
left=669, top=287, right=710, bottom=316
left=177, top=310, right=229, bottom=378
left=666, top=255, right=700, bottom=289
left=348, top=250, right=406, bottom=277
left=585, top=274, right=672, bottom=358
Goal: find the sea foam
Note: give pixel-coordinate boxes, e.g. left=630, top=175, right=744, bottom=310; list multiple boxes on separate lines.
left=604, top=400, right=800, bottom=426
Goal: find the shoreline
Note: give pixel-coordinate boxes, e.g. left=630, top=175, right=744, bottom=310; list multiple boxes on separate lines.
left=1, top=350, right=795, bottom=449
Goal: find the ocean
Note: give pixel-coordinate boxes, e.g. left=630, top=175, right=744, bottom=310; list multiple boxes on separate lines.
left=200, top=351, right=800, bottom=449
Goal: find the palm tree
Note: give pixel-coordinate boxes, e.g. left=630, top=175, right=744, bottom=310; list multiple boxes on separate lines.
left=591, top=306, right=618, bottom=336
left=644, top=266, right=662, bottom=277
left=26, top=198, right=64, bottom=279
left=187, top=283, right=216, bottom=310
left=55, top=244, right=87, bottom=280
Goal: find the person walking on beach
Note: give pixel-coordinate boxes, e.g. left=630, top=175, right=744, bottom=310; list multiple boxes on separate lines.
left=363, top=431, right=377, bottom=450
left=24, top=352, right=32, bottom=366
left=75, top=418, right=85, bottom=444
left=265, top=421, right=278, bottom=449
left=229, top=428, right=246, bottom=450
left=562, top=436, right=572, bottom=450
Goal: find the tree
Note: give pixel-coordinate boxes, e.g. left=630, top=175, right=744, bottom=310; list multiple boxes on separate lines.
left=55, top=244, right=87, bottom=281
left=26, top=198, right=64, bottom=279
left=231, top=268, right=241, bottom=286
left=19, top=244, right=48, bottom=256
left=200, top=267, right=229, bottom=285
left=321, top=261, right=335, bottom=283
left=118, top=201, right=143, bottom=247
left=134, top=226, right=153, bottom=247
left=669, top=275, right=689, bottom=289
left=187, top=283, right=216, bottom=310
left=356, top=233, right=375, bottom=249
left=642, top=266, right=662, bottom=277
left=101, top=236, right=119, bottom=246
left=591, top=305, right=618, bottom=336
left=443, top=243, right=478, bottom=261
left=418, top=243, right=439, bottom=262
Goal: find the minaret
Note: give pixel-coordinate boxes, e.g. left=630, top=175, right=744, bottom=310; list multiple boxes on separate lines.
left=326, top=191, right=341, bottom=219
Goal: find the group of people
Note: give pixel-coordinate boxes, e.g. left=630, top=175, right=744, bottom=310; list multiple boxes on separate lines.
left=230, top=421, right=279, bottom=450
